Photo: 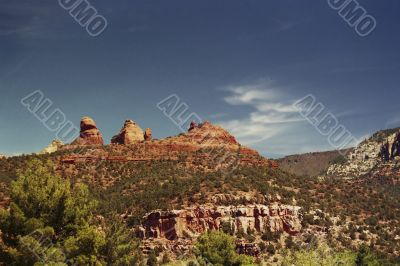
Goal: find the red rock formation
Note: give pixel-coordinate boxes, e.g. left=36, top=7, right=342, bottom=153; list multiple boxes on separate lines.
left=71, top=117, right=104, bottom=146
left=188, top=121, right=197, bottom=132
left=184, top=121, right=238, bottom=146
left=144, top=128, right=152, bottom=141
left=111, top=120, right=144, bottom=144
left=139, top=204, right=302, bottom=242
left=62, top=120, right=276, bottom=171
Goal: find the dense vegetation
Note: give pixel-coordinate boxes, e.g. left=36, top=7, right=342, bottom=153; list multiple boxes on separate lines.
left=194, top=231, right=253, bottom=265
left=0, top=159, right=141, bottom=265
left=0, top=152, right=399, bottom=265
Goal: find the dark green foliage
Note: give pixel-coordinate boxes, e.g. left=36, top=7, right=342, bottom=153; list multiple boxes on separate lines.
left=147, top=250, right=158, bottom=266
left=194, top=231, right=254, bottom=266
left=0, top=159, right=141, bottom=265
left=221, top=221, right=234, bottom=235
left=355, top=245, right=381, bottom=266
left=261, top=230, right=280, bottom=242
left=285, top=236, right=295, bottom=249
left=102, top=214, right=142, bottom=265
left=266, top=244, right=275, bottom=255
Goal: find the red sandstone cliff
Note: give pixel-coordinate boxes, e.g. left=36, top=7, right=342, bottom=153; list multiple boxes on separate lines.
left=138, top=204, right=302, bottom=241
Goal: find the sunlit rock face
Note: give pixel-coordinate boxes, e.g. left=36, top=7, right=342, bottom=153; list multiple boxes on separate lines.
left=111, top=120, right=144, bottom=144
left=139, top=204, right=302, bottom=241
left=71, top=116, right=104, bottom=146
left=327, top=128, right=400, bottom=178
left=40, top=139, right=64, bottom=154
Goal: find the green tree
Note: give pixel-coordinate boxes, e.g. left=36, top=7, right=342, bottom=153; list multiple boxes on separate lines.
left=147, top=249, right=158, bottom=266
left=102, top=214, right=142, bottom=266
left=282, top=243, right=356, bottom=266
left=285, top=236, right=295, bottom=249
left=266, top=244, right=275, bottom=255
left=355, top=245, right=380, bottom=266
left=0, top=159, right=141, bottom=265
left=194, top=231, right=254, bottom=266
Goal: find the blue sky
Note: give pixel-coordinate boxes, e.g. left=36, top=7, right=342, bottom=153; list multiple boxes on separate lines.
left=0, top=0, right=399, bottom=157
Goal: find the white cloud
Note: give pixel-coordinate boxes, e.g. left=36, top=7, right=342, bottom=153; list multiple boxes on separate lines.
left=216, top=80, right=344, bottom=156
left=249, top=112, right=304, bottom=124
left=218, top=80, right=305, bottom=147
left=224, top=85, right=278, bottom=105
left=218, top=119, right=281, bottom=145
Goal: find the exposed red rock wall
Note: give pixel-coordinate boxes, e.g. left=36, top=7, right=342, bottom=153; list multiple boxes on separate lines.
left=137, top=204, right=302, bottom=241
left=61, top=140, right=274, bottom=169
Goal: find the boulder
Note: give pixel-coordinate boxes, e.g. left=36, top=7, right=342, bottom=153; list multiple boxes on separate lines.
left=72, top=117, right=104, bottom=146
left=111, top=120, right=144, bottom=144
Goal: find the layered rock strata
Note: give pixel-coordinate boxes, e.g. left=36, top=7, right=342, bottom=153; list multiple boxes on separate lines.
left=111, top=120, right=144, bottom=144
left=71, top=117, right=104, bottom=146
left=138, top=204, right=302, bottom=241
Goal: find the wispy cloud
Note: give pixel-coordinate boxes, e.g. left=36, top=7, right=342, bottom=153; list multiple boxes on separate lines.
left=217, top=80, right=305, bottom=148
left=216, top=80, right=365, bottom=157
left=0, top=2, right=75, bottom=39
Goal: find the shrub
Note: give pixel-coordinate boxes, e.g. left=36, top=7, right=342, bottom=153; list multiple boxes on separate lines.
left=282, top=244, right=356, bottom=266
left=194, top=231, right=254, bottom=266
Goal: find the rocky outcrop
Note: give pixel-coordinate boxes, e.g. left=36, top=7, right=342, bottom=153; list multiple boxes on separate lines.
left=111, top=120, right=144, bottom=144
left=389, top=132, right=400, bottom=159
left=379, top=132, right=400, bottom=161
left=40, top=139, right=64, bottom=154
left=0, top=154, right=5, bottom=160
left=62, top=120, right=275, bottom=171
left=327, top=128, right=400, bottom=178
left=71, top=117, right=104, bottom=146
left=144, top=128, right=152, bottom=141
left=183, top=121, right=238, bottom=146
left=138, top=204, right=302, bottom=241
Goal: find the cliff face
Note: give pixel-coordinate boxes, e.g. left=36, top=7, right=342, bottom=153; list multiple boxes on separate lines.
left=380, top=131, right=400, bottom=160
left=136, top=204, right=302, bottom=255
left=138, top=204, right=302, bottom=240
left=327, top=128, right=400, bottom=178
